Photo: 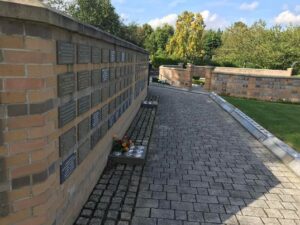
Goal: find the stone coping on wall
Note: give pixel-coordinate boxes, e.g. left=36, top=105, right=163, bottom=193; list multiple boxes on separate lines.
left=213, top=72, right=300, bottom=80
left=0, top=0, right=148, bottom=54
left=160, top=66, right=187, bottom=71
left=213, top=67, right=292, bottom=77
left=210, top=92, right=300, bottom=177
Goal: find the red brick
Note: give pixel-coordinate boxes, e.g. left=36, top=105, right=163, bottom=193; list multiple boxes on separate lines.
left=3, top=50, right=55, bottom=64
left=10, top=138, right=47, bottom=155
left=13, top=189, right=50, bottom=211
left=0, top=92, right=26, bottom=103
left=8, top=115, right=45, bottom=129
left=5, top=78, right=44, bottom=90
left=0, top=64, right=25, bottom=77
left=0, top=36, right=24, bottom=49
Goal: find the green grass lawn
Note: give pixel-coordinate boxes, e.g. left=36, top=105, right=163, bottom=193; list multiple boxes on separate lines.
left=223, top=96, right=300, bottom=152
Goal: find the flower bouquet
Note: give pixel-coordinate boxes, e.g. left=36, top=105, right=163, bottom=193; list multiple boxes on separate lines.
left=112, top=135, right=134, bottom=153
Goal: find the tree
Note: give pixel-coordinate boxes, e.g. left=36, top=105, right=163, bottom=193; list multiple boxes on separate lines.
left=68, top=0, right=122, bottom=35
left=144, top=24, right=174, bottom=55
left=44, top=0, right=70, bottom=12
left=166, top=11, right=205, bottom=63
left=203, top=29, right=222, bottom=61
left=121, top=23, right=153, bottom=47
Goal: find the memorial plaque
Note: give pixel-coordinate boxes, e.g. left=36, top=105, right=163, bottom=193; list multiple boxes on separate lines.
left=91, top=128, right=101, bottom=149
left=110, top=50, right=116, bottom=63
left=60, top=153, right=76, bottom=184
left=92, top=70, right=101, bottom=87
left=101, top=86, right=108, bottom=102
left=92, top=47, right=101, bottom=64
left=121, top=52, right=125, bottom=62
left=102, top=49, right=109, bottom=63
left=100, top=121, right=108, bottom=138
left=59, top=127, right=76, bottom=158
left=116, top=95, right=121, bottom=106
left=102, top=104, right=108, bottom=119
left=59, top=100, right=76, bottom=128
left=91, top=110, right=102, bottom=129
left=77, top=71, right=91, bottom=91
left=57, top=41, right=75, bottom=64
left=78, top=95, right=91, bottom=116
left=116, top=67, right=120, bottom=79
left=78, top=117, right=90, bottom=142
left=101, top=69, right=109, bottom=82
left=91, top=90, right=101, bottom=107
left=109, top=83, right=115, bottom=97
left=109, top=100, right=116, bottom=114
left=0, top=157, right=6, bottom=183
left=116, top=51, right=121, bottom=63
left=77, top=44, right=91, bottom=64
left=108, top=114, right=116, bottom=128
left=78, top=138, right=91, bottom=164
left=58, top=73, right=75, bottom=97
left=110, top=68, right=115, bottom=81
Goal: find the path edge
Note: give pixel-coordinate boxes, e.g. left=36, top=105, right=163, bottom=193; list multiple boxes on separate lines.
left=209, top=92, right=300, bottom=177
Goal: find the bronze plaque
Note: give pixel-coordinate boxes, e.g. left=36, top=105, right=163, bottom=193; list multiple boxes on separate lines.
left=78, top=95, right=91, bottom=116
left=77, top=44, right=91, bottom=64
left=78, top=117, right=90, bottom=142
left=102, top=104, right=108, bottom=119
left=91, top=90, right=101, bottom=107
left=60, top=153, right=76, bottom=184
left=59, top=100, right=76, bottom=128
left=0, top=192, right=9, bottom=217
left=59, top=127, right=76, bottom=158
left=102, top=49, right=109, bottom=63
left=110, top=50, right=116, bottom=63
left=116, top=67, right=120, bottom=79
left=0, top=157, right=6, bottom=184
left=77, top=71, right=91, bottom=91
left=57, top=41, right=75, bottom=65
left=91, top=128, right=101, bottom=149
left=78, top=138, right=91, bottom=164
left=100, top=121, right=108, bottom=138
left=110, top=68, right=115, bottom=81
left=101, top=69, right=109, bottom=82
left=91, top=110, right=102, bottom=129
left=121, top=52, right=125, bottom=62
left=92, top=47, right=101, bottom=64
left=101, top=86, right=109, bottom=102
left=58, top=73, right=75, bottom=97
left=109, top=82, right=116, bottom=97
left=92, top=70, right=101, bottom=87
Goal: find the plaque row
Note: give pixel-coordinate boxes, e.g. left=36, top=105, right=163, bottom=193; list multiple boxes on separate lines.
left=59, top=90, right=133, bottom=184
left=58, top=67, right=134, bottom=98
left=57, top=41, right=135, bottom=65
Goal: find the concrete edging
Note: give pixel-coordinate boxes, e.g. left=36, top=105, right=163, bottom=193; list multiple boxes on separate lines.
left=210, top=92, right=300, bottom=176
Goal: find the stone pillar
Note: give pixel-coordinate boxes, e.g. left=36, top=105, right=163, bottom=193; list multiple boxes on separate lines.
left=186, top=64, right=194, bottom=89
left=203, top=66, right=215, bottom=91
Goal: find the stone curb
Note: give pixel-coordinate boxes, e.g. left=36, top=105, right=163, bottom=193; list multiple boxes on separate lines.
left=150, top=83, right=209, bottom=95
left=209, top=92, right=300, bottom=177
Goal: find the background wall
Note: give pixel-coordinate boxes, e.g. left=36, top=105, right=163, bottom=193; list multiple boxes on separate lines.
left=0, top=1, right=148, bottom=225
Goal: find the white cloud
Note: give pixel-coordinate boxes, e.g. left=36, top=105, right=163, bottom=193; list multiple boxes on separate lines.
left=148, top=11, right=228, bottom=30
left=274, top=10, right=300, bottom=26
left=201, top=10, right=229, bottom=29
left=120, top=13, right=129, bottom=22
left=239, top=1, right=259, bottom=11
left=148, top=14, right=178, bottom=29
left=168, top=0, right=186, bottom=8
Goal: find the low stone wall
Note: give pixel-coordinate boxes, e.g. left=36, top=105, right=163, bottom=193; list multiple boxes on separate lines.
left=214, top=67, right=293, bottom=77
left=159, top=65, right=191, bottom=88
left=0, top=1, right=148, bottom=225
left=210, top=73, right=300, bottom=102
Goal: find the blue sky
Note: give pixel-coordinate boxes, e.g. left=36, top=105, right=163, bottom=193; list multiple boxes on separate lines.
left=111, top=0, right=300, bottom=29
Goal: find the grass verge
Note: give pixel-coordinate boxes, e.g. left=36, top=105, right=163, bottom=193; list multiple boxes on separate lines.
left=223, top=96, right=300, bottom=152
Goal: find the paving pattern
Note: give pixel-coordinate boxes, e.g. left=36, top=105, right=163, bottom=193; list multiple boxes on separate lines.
left=75, top=86, right=300, bottom=225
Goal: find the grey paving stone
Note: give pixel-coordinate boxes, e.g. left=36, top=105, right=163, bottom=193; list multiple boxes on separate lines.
left=157, top=219, right=182, bottom=225
left=151, top=208, right=174, bottom=219
left=89, top=218, right=102, bottom=225
left=136, top=198, right=159, bottom=208
left=187, top=211, right=204, bottom=222
left=75, top=217, right=89, bottom=225
left=175, top=210, right=187, bottom=220
left=135, top=208, right=150, bottom=217
left=204, top=213, right=221, bottom=223
left=131, top=217, right=157, bottom=225
left=171, top=201, right=194, bottom=211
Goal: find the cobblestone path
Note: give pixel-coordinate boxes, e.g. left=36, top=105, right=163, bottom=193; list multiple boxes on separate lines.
left=76, top=86, right=300, bottom=225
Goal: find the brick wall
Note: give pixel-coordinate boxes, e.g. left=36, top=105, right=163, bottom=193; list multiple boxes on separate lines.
left=209, top=73, right=300, bottom=102
left=159, top=65, right=192, bottom=88
left=0, top=1, right=148, bottom=225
